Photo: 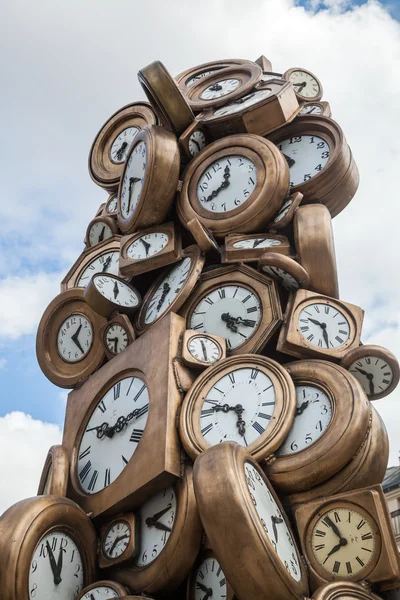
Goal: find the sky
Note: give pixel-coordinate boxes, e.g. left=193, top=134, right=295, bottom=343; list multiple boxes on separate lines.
left=1, top=0, right=400, bottom=514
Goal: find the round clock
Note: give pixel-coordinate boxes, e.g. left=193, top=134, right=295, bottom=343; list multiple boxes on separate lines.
left=193, top=443, right=309, bottom=600
left=36, top=288, right=106, bottom=388
left=181, top=330, right=226, bottom=369
left=112, top=465, right=202, bottom=595
left=265, top=360, right=371, bottom=493
left=117, top=125, right=180, bottom=234
left=176, top=58, right=250, bottom=91
left=298, top=101, right=331, bottom=117
left=76, top=581, right=129, bottom=599
left=186, top=218, right=220, bottom=254
left=179, top=354, right=296, bottom=462
left=185, top=64, right=262, bottom=111
left=85, top=216, right=118, bottom=248
left=0, top=495, right=96, bottom=600
left=177, top=134, right=289, bottom=238
left=84, top=273, right=141, bottom=318
left=61, top=237, right=122, bottom=291
left=341, top=345, right=400, bottom=401
left=186, top=549, right=235, bottom=600
left=98, top=513, right=137, bottom=568
left=259, top=253, right=310, bottom=292
left=101, top=314, right=135, bottom=360
left=188, top=129, right=207, bottom=157
left=283, top=67, right=323, bottom=102
left=89, top=102, right=157, bottom=191
left=268, top=116, right=359, bottom=218
left=269, top=191, right=303, bottom=230
left=135, top=245, right=205, bottom=335
left=105, top=193, right=118, bottom=216
left=37, top=445, right=69, bottom=496
left=312, top=581, right=384, bottom=600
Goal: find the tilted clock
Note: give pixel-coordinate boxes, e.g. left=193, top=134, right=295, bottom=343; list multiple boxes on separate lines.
left=37, top=444, right=69, bottom=496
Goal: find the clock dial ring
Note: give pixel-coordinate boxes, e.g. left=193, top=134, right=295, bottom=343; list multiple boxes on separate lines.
left=176, top=58, right=250, bottom=91
left=283, top=67, right=323, bottom=102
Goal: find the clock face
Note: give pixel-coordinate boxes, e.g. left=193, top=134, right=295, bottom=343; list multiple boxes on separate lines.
left=186, top=69, right=217, bottom=87
left=288, top=70, right=321, bottom=99
left=103, top=520, right=131, bottom=559
left=311, top=507, right=377, bottom=577
left=277, top=135, right=330, bottom=187
left=144, top=256, right=192, bottom=324
left=298, top=303, right=351, bottom=349
left=299, top=104, right=323, bottom=115
left=274, top=199, right=292, bottom=222
left=127, top=232, right=169, bottom=260
left=194, top=557, right=227, bottom=600
left=349, top=356, right=394, bottom=397
left=88, top=221, right=113, bottom=246
left=76, top=251, right=120, bottom=288
left=77, top=376, right=149, bottom=494
left=197, top=155, right=257, bottom=213
left=93, top=275, right=140, bottom=308
left=104, top=323, right=129, bottom=355
left=198, top=366, right=276, bottom=447
left=57, top=314, right=93, bottom=363
left=232, top=237, right=281, bottom=250
left=261, top=72, right=283, bottom=82
left=79, top=586, right=120, bottom=599
left=213, top=88, right=272, bottom=117
left=189, top=130, right=207, bottom=157
left=106, top=195, right=118, bottom=214
left=188, top=335, right=222, bottom=364
left=244, top=462, right=301, bottom=581
left=120, top=140, right=147, bottom=219
left=189, top=284, right=261, bottom=350
left=29, top=530, right=84, bottom=600
left=135, top=486, right=177, bottom=567
left=110, top=126, right=140, bottom=163
left=276, top=385, right=332, bottom=455
left=200, top=78, right=241, bottom=100
left=261, top=265, right=300, bottom=292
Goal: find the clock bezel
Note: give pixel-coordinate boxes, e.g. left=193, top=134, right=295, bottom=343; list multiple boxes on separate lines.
left=84, top=215, right=119, bottom=248
left=37, top=444, right=69, bottom=496
left=100, top=314, right=136, bottom=361
left=98, top=513, right=137, bottom=569
left=181, top=330, right=226, bottom=369
left=283, top=67, right=323, bottom=102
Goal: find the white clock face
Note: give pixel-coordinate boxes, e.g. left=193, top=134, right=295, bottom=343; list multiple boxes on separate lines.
left=261, top=265, right=299, bottom=292
left=199, top=367, right=276, bottom=447
left=232, top=237, right=281, bottom=250
left=277, top=135, right=330, bottom=187
left=144, top=256, right=192, bottom=324
left=274, top=199, right=292, bottom=222
left=188, top=336, right=222, bottom=364
left=104, top=323, right=129, bottom=355
left=29, top=531, right=84, bottom=600
left=298, top=303, right=351, bottom=349
left=135, top=486, right=177, bottom=567
left=194, top=557, right=227, bottom=600
left=213, top=88, right=272, bottom=117
left=80, top=586, right=120, bottom=599
left=245, top=462, right=301, bottom=581
left=120, top=140, right=147, bottom=218
left=197, top=156, right=257, bottom=213
left=189, top=130, right=207, bottom=156
left=200, top=78, right=241, bottom=100
left=57, top=314, right=93, bottom=363
left=349, top=356, right=394, bottom=397
left=77, top=376, right=149, bottom=494
left=93, top=275, right=140, bottom=308
left=110, top=126, right=140, bottom=163
left=288, top=70, right=321, bottom=99
left=88, top=221, right=113, bottom=247
left=299, top=103, right=323, bottom=115
left=277, top=385, right=332, bottom=456
left=76, top=251, right=120, bottom=288
left=189, top=285, right=261, bottom=350
left=103, top=520, right=131, bottom=559
left=106, top=196, right=118, bottom=214
left=127, top=232, right=169, bottom=260
left=186, top=69, right=217, bottom=87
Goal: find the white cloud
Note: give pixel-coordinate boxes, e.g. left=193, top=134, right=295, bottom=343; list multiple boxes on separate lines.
left=0, top=412, right=62, bottom=515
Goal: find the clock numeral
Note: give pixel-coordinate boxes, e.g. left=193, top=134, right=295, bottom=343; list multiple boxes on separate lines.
left=307, top=334, right=315, bottom=342
left=242, top=294, right=251, bottom=304
left=133, top=384, right=146, bottom=402
left=87, top=469, right=99, bottom=492
left=193, top=323, right=204, bottom=330
left=78, top=446, right=91, bottom=460
left=357, top=519, right=366, bottom=530
left=113, top=382, right=121, bottom=400
left=98, top=400, right=107, bottom=414
left=361, top=532, right=373, bottom=540
left=250, top=369, right=258, bottom=380
left=314, top=305, right=320, bottom=313
left=314, top=544, right=325, bottom=551
left=122, top=455, right=129, bottom=465
left=247, top=306, right=258, bottom=314
left=252, top=421, right=265, bottom=435
left=201, top=408, right=215, bottom=418
left=332, top=561, right=341, bottom=573
left=220, top=577, right=226, bottom=587
left=79, top=460, right=92, bottom=483
left=136, top=403, right=149, bottom=419
left=229, top=373, right=235, bottom=385
left=335, top=336, right=344, bottom=344
left=321, top=518, right=331, bottom=528
left=314, top=529, right=326, bottom=537
left=346, top=561, right=352, bottom=574
left=258, top=412, right=271, bottom=421
left=201, top=423, right=213, bottom=437
left=130, top=428, right=144, bottom=443
left=205, top=298, right=214, bottom=305
left=218, top=289, right=226, bottom=299
left=104, top=468, right=111, bottom=487
left=334, top=511, right=341, bottom=523
left=356, top=556, right=365, bottom=567
left=300, top=326, right=309, bottom=332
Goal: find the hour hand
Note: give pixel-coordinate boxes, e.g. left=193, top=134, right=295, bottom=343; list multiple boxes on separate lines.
left=46, top=541, right=62, bottom=585
left=355, top=367, right=369, bottom=376
left=145, top=518, right=172, bottom=532
left=151, top=504, right=172, bottom=521
left=113, top=281, right=119, bottom=299
left=308, top=317, right=323, bottom=327
left=282, top=153, right=295, bottom=168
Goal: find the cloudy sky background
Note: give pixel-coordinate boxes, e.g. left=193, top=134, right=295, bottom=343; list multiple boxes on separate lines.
left=1, top=0, right=400, bottom=513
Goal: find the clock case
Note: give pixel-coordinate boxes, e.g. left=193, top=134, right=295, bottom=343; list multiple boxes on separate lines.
left=186, top=548, right=235, bottom=600
left=98, top=512, right=138, bottom=569
left=311, top=581, right=384, bottom=600
left=37, top=444, right=69, bottom=496
left=181, top=329, right=226, bottom=369
left=221, top=232, right=291, bottom=263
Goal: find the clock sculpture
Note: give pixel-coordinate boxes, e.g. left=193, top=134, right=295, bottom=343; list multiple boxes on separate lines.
left=0, top=54, right=398, bottom=600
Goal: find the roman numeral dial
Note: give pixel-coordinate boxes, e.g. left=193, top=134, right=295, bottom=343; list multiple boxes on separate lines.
left=298, top=303, right=351, bottom=350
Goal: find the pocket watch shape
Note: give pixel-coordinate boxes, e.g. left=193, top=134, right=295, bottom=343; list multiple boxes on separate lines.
left=37, top=444, right=69, bottom=496
left=181, top=330, right=226, bottom=369
left=104, top=193, right=118, bottom=217
left=0, top=495, right=96, bottom=600
left=264, top=360, right=371, bottom=493
left=138, top=61, right=194, bottom=135
left=117, top=125, right=180, bottom=234
left=222, top=232, right=291, bottom=263
left=294, top=485, right=400, bottom=590
left=268, top=191, right=303, bottom=230
left=85, top=216, right=119, bottom=248
left=179, top=264, right=282, bottom=355
left=62, top=313, right=188, bottom=518
left=179, top=354, right=296, bottom=462
left=185, top=218, right=220, bottom=255
left=294, top=204, right=339, bottom=298
left=110, top=465, right=203, bottom=595
left=186, top=549, right=235, bottom=600
left=177, top=134, right=289, bottom=238
left=176, top=58, right=251, bottom=92
left=312, top=581, right=384, bottom=600
left=298, top=101, right=331, bottom=117
left=61, top=237, right=122, bottom=291
left=341, top=345, right=400, bottom=401
left=277, top=289, right=364, bottom=361
left=76, top=581, right=129, bottom=599
left=100, top=314, right=136, bottom=360
left=283, top=67, right=323, bottom=102
left=268, top=116, right=359, bottom=217
left=98, top=513, right=138, bottom=569
left=258, top=253, right=310, bottom=292
left=89, top=102, right=157, bottom=191
left=36, top=288, right=106, bottom=388
left=119, top=222, right=182, bottom=278
left=135, top=245, right=205, bottom=336
left=84, top=273, right=141, bottom=318
left=193, top=443, right=309, bottom=600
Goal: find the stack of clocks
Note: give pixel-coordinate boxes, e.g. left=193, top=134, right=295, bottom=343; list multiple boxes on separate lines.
left=1, top=55, right=400, bottom=600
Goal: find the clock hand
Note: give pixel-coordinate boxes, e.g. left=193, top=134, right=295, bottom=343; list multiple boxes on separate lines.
left=112, top=337, right=119, bottom=354
left=157, top=282, right=171, bottom=311
left=110, top=533, right=130, bottom=555
left=98, top=225, right=106, bottom=243
left=355, top=367, right=369, bottom=377
left=324, top=516, right=346, bottom=541
left=369, top=377, right=375, bottom=395
left=115, top=141, right=128, bottom=161
left=140, top=238, right=151, bottom=257
left=322, top=326, right=330, bottom=349
left=196, top=582, right=212, bottom=594
left=232, top=92, right=255, bottom=105
left=252, top=238, right=266, bottom=248
left=150, top=504, right=172, bottom=522
left=102, top=255, right=112, bottom=272
left=293, top=81, right=307, bottom=92
left=127, top=176, right=141, bottom=214
left=113, top=281, right=120, bottom=299
left=213, top=403, right=245, bottom=414
left=205, top=166, right=231, bottom=202
left=208, top=83, right=223, bottom=91
left=71, top=325, right=85, bottom=354
left=200, top=339, right=208, bottom=361
left=144, top=518, right=172, bottom=532
left=191, top=138, right=201, bottom=151
left=56, top=545, right=64, bottom=581
left=282, top=153, right=296, bottom=168
left=295, top=400, right=310, bottom=416
left=90, top=595, right=96, bottom=600
left=323, top=538, right=348, bottom=564
left=235, top=316, right=256, bottom=327
left=86, top=422, right=113, bottom=439
left=46, top=541, right=62, bottom=585
left=308, top=317, right=323, bottom=327
left=221, top=313, right=239, bottom=333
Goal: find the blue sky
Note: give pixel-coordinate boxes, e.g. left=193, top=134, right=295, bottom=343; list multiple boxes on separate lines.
left=1, top=0, right=400, bottom=511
